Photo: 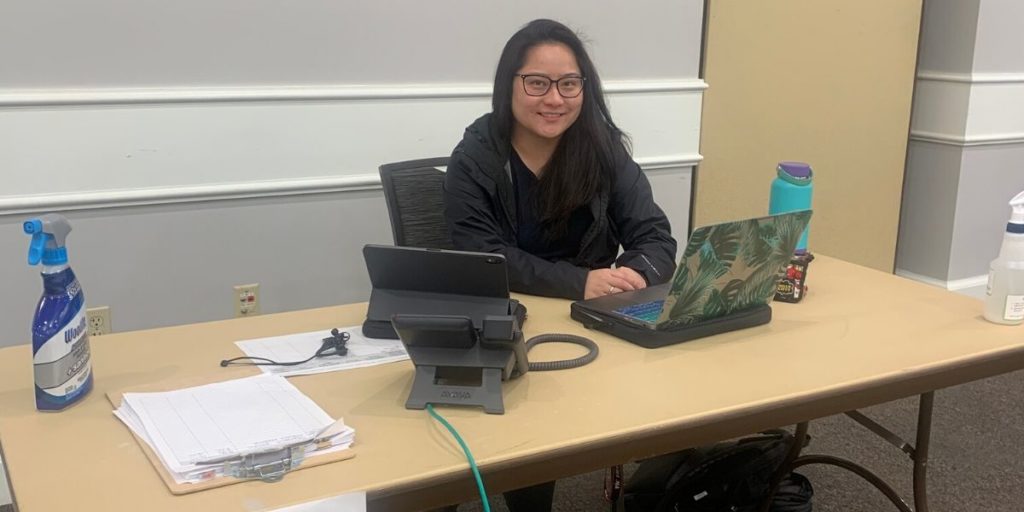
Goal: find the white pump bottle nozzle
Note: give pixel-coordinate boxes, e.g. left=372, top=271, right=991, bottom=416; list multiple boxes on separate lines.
left=1010, top=190, right=1024, bottom=226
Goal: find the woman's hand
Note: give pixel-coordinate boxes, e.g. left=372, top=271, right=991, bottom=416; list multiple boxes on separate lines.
left=614, top=266, right=647, bottom=290
left=584, top=267, right=647, bottom=299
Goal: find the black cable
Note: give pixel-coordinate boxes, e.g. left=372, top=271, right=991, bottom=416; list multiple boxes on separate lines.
left=220, top=329, right=350, bottom=367
left=525, top=333, right=599, bottom=371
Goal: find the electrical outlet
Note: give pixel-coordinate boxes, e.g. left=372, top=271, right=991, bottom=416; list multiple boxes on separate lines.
left=86, top=306, right=112, bottom=336
left=234, top=283, right=260, bottom=317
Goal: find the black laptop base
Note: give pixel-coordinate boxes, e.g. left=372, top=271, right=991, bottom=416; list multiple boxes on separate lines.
left=571, top=303, right=772, bottom=349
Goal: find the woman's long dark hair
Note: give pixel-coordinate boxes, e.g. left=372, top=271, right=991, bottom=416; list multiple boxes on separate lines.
left=492, top=19, right=629, bottom=237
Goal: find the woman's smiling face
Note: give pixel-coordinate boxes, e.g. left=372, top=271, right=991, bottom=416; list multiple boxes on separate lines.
left=511, top=43, right=584, bottom=143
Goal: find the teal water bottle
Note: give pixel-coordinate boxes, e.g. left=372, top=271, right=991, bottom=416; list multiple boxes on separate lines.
left=769, top=161, right=813, bottom=253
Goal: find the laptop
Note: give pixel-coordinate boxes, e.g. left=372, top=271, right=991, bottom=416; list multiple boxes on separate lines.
left=571, top=210, right=812, bottom=348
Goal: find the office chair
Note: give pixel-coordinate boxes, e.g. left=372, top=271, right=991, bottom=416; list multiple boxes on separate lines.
left=379, top=157, right=455, bottom=249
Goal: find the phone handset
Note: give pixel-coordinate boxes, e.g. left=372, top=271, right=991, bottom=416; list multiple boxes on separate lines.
left=480, top=315, right=530, bottom=378
left=392, top=312, right=598, bottom=381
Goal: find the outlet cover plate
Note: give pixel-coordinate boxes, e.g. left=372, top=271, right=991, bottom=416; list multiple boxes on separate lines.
left=234, top=283, right=260, bottom=317
left=87, top=306, right=112, bottom=336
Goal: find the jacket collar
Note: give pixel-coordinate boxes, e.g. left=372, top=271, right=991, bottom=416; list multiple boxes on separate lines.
left=456, top=113, right=611, bottom=264
left=459, top=113, right=517, bottom=230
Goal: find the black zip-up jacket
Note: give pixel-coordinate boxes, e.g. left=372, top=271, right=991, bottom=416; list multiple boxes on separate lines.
left=443, top=114, right=677, bottom=299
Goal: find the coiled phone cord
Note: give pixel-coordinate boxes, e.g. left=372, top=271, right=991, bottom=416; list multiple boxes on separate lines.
left=525, top=333, right=599, bottom=371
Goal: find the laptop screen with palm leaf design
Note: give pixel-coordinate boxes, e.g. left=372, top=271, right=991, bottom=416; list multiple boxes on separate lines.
left=655, top=210, right=812, bottom=329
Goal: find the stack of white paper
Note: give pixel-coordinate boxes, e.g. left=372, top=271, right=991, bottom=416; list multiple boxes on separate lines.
left=113, top=374, right=354, bottom=484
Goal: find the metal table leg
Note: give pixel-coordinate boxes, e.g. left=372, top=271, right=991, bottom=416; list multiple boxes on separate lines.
left=791, top=454, right=913, bottom=512
left=762, top=391, right=934, bottom=512
left=912, top=391, right=934, bottom=512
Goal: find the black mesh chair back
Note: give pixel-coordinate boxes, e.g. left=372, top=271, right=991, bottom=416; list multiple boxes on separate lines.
left=379, top=157, right=454, bottom=249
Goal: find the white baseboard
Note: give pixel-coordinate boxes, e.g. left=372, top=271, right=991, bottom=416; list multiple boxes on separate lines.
left=909, top=131, right=1024, bottom=147
left=896, top=269, right=988, bottom=291
left=916, top=71, right=1024, bottom=84
left=0, top=155, right=700, bottom=215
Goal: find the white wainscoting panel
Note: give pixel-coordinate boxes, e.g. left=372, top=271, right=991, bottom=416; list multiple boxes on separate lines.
left=909, top=77, right=971, bottom=145
left=0, top=80, right=705, bottom=215
left=911, top=72, right=1024, bottom=146
left=965, top=80, right=1024, bottom=143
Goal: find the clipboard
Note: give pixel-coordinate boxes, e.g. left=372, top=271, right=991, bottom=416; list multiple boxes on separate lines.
left=106, top=371, right=356, bottom=495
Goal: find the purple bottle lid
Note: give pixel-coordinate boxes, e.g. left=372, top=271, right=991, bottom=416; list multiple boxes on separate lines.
left=777, top=161, right=813, bottom=184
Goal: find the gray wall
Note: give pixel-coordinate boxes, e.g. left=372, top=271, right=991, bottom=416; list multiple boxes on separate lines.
left=898, top=0, right=1024, bottom=287
left=0, top=1, right=700, bottom=88
left=949, top=146, right=1024, bottom=276
left=916, top=0, right=980, bottom=74
left=897, top=143, right=963, bottom=280
left=972, top=0, right=1024, bottom=73
left=2, top=193, right=394, bottom=333
left=0, top=2, right=706, bottom=347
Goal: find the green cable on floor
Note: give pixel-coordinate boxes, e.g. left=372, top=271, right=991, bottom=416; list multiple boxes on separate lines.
left=426, top=404, right=491, bottom=512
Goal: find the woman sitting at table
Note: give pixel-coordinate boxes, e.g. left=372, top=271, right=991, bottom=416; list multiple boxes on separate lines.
left=439, top=18, right=678, bottom=512
left=443, top=19, right=678, bottom=302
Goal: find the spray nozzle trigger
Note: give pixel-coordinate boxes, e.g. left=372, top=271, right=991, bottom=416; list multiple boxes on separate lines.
left=27, top=233, right=51, bottom=266
left=23, top=214, right=72, bottom=266
left=24, top=220, right=45, bottom=265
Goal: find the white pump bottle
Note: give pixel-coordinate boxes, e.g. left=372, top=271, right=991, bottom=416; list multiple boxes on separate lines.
left=984, top=190, right=1024, bottom=325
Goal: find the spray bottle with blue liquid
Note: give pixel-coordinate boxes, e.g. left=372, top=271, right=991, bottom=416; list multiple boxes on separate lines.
left=24, top=214, right=94, bottom=411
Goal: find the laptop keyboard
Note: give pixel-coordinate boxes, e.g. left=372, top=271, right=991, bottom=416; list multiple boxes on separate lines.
left=614, top=300, right=665, bottom=324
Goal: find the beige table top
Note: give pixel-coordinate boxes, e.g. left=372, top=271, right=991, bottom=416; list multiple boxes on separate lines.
left=2, top=255, right=1023, bottom=511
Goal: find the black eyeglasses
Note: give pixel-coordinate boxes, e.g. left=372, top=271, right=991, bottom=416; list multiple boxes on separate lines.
left=519, top=74, right=586, bottom=98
